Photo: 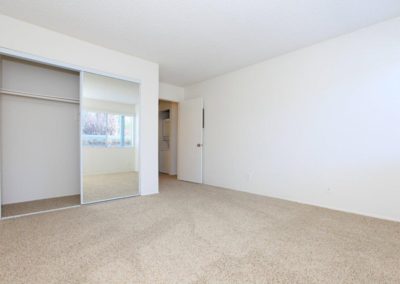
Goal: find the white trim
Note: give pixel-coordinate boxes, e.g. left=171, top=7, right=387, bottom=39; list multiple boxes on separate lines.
left=284, top=197, right=400, bottom=223
left=219, top=185, right=400, bottom=223
left=0, top=63, right=2, bottom=218
left=1, top=204, right=81, bottom=220
left=79, top=72, right=84, bottom=205
left=137, top=83, right=142, bottom=195
left=81, top=193, right=140, bottom=205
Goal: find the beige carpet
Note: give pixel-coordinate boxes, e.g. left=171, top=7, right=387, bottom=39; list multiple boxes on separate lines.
left=83, top=171, right=139, bottom=203
left=0, top=175, right=399, bottom=283
left=1, top=195, right=80, bottom=218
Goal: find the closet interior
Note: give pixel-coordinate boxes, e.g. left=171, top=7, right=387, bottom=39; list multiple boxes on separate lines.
left=0, top=55, right=81, bottom=218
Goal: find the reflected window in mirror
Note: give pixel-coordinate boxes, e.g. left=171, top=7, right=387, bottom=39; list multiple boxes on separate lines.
left=82, top=111, right=135, bottom=148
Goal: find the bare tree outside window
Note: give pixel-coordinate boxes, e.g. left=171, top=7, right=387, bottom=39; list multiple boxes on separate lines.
left=82, top=111, right=134, bottom=147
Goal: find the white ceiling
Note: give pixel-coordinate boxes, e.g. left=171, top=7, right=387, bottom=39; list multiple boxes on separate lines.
left=1, top=0, right=400, bottom=86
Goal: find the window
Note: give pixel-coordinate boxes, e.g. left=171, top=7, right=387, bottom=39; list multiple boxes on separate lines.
left=82, top=111, right=135, bottom=147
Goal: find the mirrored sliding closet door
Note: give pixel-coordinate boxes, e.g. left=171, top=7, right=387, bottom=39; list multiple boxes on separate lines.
left=81, top=72, right=140, bottom=203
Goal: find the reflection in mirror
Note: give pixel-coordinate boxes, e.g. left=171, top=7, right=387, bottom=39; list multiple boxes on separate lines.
left=81, top=72, right=139, bottom=203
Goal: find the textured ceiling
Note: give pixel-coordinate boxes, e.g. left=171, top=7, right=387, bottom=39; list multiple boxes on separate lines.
left=1, top=0, right=400, bottom=86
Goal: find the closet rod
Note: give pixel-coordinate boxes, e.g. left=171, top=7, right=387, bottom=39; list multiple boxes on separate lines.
left=0, top=88, right=79, bottom=104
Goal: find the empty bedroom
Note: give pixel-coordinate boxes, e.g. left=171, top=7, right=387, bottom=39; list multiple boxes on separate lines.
left=0, top=1, right=399, bottom=283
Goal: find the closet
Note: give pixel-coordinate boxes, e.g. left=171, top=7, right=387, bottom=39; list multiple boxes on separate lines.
left=0, top=51, right=141, bottom=219
left=0, top=55, right=80, bottom=218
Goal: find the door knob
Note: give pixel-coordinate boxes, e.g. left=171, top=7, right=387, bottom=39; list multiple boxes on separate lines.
left=197, top=143, right=203, bottom=147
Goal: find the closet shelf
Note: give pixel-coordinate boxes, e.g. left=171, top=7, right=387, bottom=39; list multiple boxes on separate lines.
left=0, top=88, right=80, bottom=104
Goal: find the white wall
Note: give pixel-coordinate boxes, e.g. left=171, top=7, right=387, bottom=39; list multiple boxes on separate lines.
left=185, top=18, right=400, bottom=221
left=83, top=147, right=136, bottom=175
left=1, top=95, right=80, bottom=204
left=83, top=72, right=140, bottom=104
left=0, top=14, right=159, bottom=196
left=159, top=82, right=184, bottom=102
left=82, top=98, right=136, bottom=115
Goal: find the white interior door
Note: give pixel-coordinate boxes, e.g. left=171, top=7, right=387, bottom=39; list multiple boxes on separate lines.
left=178, top=97, right=203, bottom=183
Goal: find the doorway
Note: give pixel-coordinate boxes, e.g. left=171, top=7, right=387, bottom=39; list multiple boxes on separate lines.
left=159, top=100, right=178, bottom=177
